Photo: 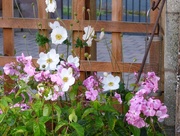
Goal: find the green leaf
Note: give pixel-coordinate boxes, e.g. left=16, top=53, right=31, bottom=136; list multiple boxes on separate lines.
left=69, top=109, right=77, bottom=122
left=11, top=126, right=27, bottom=134
left=75, top=37, right=87, bottom=48
left=125, top=92, right=134, bottom=102
left=92, top=101, right=100, bottom=110
left=53, top=104, right=61, bottom=122
left=39, top=116, right=51, bottom=124
left=33, top=122, right=40, bottom=136
left=70, top=122, right=84, bottom=136
left=95, top=117, right=104, bottom=129
left=129, top=125, right=140, bottom=136
left=39, top=122, right=46, bottom=136
left=99, top=104, right=117, bottom=112
left=0, top=114, right=6, bottom=123
left=33, top=121, right=46, bottom=136
left=108, top=117, right=117, bottom=130
left=21, top=110, right=32, bottom=120
left=69, top=84, right=78, bottom=101
left=55, top=120, right=68, bottom=133
left=32, top=100, right=43, bottom=117
left=35, top=32, right=50, bottom=46
left=43, top=104, right=52, bottom=116
left=81, top=108, right=97, bottom=119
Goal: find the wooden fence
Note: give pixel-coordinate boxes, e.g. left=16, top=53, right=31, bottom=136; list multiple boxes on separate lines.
left=0, top=0, right=161, bottom=86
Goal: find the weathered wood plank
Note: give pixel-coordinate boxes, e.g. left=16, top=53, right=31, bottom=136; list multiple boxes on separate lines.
left=0, top=18, right=155, bottom=33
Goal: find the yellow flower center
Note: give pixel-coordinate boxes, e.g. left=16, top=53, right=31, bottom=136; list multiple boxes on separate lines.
left=108, top=82, right=114, bottom=87
left=56, top=34, right=62, bottom=40
left=46, top=58, right=53, bottom=64
left=63, top=77, right=68, bottom=82
left=50, top=0, right=53, bottom=3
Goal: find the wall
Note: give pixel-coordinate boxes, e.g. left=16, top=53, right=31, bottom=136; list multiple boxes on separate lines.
left=164, top=0, right=179, bottom=135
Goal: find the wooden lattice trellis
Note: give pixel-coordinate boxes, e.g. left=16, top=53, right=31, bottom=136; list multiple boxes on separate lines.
left=0, top=0, right=161, bottom=85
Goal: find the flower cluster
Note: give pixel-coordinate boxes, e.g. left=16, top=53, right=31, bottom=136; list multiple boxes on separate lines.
left=125, top=72, right=169, bottom=128
left=83, top=74, right=102, bottom=101
left=3, top=49, right=80, bottom=101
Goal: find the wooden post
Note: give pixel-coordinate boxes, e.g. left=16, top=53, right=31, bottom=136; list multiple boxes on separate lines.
left=3, top=0, right=14, bottom=92
left=37, top=0, right=49, bottom=53
left=72, top=0, right=86, bottom=80
left=85, top=0, right=96, bottom=61
left=111, top=0, right=123, bottom=76
left=3, top=0, right=14, bottom=56
left=111, top=0, right=123, bottom=112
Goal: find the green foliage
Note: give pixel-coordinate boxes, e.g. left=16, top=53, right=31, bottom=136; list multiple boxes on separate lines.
left=35, top=32, right=50, bottom=47
left=75, top=37, right=87, bottom=48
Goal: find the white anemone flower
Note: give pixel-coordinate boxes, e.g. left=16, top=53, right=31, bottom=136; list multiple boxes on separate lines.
left=82, top=25, right=95, bottom=41
left=60, top=68, right=75, bottom=92
left=67, top=55, right=79, bottom=67
left=99, top=31, right=105, bottom=40
left=51, top=26, right=68, bottom=45
left=49, top=21, right=61, bottom=29
left=102, top=74, right=120, bottom=91
left=37, top=49, right=60, bottom=70
left=86, top=38, right=93, bottom=47
left=45, top=0, right=57, bottom=13
left=44, top=91, right=53, bottom=101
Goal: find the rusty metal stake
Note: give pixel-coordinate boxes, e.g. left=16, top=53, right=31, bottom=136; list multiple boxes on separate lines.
left=134, top=0, right=166, bottom=89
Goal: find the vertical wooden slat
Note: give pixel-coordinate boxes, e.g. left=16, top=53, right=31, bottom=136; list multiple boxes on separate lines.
left=3, top=0, right=14, bottom=92
left=3, top=0, right=14, bottom=56
left=38, top=0, right=49, bottom=53
left=85, top=0, right=96, bottom=61
left=111, top=0, right=123, bottom=76
left=72, top=0, right=86, bottom=80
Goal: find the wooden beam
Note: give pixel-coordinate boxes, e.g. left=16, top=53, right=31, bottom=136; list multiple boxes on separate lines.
left=0, top=18, right=155, bottom=33
left=0, top=56, right=159, bottom=73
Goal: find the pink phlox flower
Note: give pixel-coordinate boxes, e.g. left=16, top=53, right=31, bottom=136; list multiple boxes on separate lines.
left=50, top=73, right=62, bottom=85
left=85, top=88, right=98, bottom=101
left=142, top=72, right=160, bottom=93
left=148, top=98, right=162, bottom=110
left=156, top=105, right=169, bottom=122
left=136, top=88, right=149, bottom=96
left=34, top=70, right=50, bottom=82
left=11, top=103, right=29, bottom=111
left=133, top=117, right=146, bottom=128
left=126, top=110, right=146, bottom=128
left=24, top=64, right=35, bottom=77
left=143, top=102, right=156, bottom=117
left=16, top=53, right=32, bottom=65
left=114, top=92, right=122, bottom=104
left=125, top=110, right=141, bottom=125
left=130, top=96, right=146, bottom=111
left=3, top=62, right=17, bottom=75
left=83, top=76, right=99, bottom=90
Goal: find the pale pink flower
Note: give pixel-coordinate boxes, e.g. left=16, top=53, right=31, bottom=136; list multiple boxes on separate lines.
left=114, top=92, right=122, bottom=104
left=85, top=88, right=98, bottom=101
